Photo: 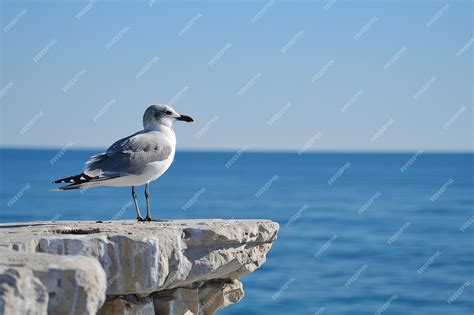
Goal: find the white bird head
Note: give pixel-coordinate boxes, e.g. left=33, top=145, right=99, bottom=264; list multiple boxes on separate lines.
left=143, top=104, right=194, bottom=129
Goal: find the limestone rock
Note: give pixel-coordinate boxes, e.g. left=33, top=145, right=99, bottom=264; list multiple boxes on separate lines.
left=152, top=280, right=244, bottom=315
left=0, top=220, right=279, bottom=314
left=98, top=296, right=155, bottom=315
left=0, top=250, right=106, bottom=315
left=198, top=279, right=244, bottom=314
left=0, top=220, right=278, bottom=296
left=0, top=266, right=48, bottom=315
left=153, top=286, right=200, bottom=315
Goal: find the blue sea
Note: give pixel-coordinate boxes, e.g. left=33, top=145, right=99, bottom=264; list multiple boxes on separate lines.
left=1, top=149, right=473, bottom=314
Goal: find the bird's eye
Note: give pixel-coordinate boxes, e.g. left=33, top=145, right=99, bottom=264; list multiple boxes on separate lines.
left=165, top=111, right=172, bottom=115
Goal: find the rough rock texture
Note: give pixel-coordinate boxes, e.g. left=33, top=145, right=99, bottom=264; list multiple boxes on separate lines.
left=98, top=295, right=155, bottom=315
left=0, top=265, right=47, bottom=315
left=0, top=220, right=279, bottom=314
left=152, top=279, right=244, bottom=315
left=0, top=250, right=106, bottom=315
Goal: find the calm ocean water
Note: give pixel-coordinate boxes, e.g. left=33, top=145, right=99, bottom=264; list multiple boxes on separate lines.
left=0, top=149, right=473, bottom=314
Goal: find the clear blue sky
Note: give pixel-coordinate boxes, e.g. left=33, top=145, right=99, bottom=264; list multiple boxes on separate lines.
left=1, top=0, right=472, bottom=151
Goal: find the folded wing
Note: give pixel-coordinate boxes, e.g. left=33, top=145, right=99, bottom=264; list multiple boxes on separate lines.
left=84, top=131, right=172, bottom=178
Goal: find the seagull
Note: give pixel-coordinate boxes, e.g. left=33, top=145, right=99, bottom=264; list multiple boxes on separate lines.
left=53, top=105, right=194, bottom=221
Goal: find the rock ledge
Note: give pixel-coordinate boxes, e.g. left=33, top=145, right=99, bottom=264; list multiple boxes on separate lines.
left=0, top=219, right=279, bottom=314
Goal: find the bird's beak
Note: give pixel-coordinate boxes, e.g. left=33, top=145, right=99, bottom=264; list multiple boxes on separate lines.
left=176, top=114, right=194, bottom=123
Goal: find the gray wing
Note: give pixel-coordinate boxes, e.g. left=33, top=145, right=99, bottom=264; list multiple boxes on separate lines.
left=84, top=130, right=172, bottom=177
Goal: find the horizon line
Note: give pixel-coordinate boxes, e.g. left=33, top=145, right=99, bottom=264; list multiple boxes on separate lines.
left=0, top=145, right=473, bottom=155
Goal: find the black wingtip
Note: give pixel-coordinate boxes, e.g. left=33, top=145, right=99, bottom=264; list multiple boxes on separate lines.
left=53, top=173, right=93, bottom=185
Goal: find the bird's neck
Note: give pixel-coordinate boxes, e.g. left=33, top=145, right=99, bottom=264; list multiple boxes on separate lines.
left=144, top=123, right=176, bottom=145
left=144, top=120, right=172, bottom=131
left=144, top=117, right=173, bottom=130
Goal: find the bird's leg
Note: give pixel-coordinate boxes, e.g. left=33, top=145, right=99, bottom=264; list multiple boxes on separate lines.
left=144, top=183, right=153, bottom=221
left=132, top=186, right=144, bottom=221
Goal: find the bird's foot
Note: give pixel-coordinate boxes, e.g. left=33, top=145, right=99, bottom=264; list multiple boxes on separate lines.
left=137, top=216, right=158, bottom=222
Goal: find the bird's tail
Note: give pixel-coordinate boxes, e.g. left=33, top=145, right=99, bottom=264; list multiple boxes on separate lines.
left=52, top=173, right=98, bottom=190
